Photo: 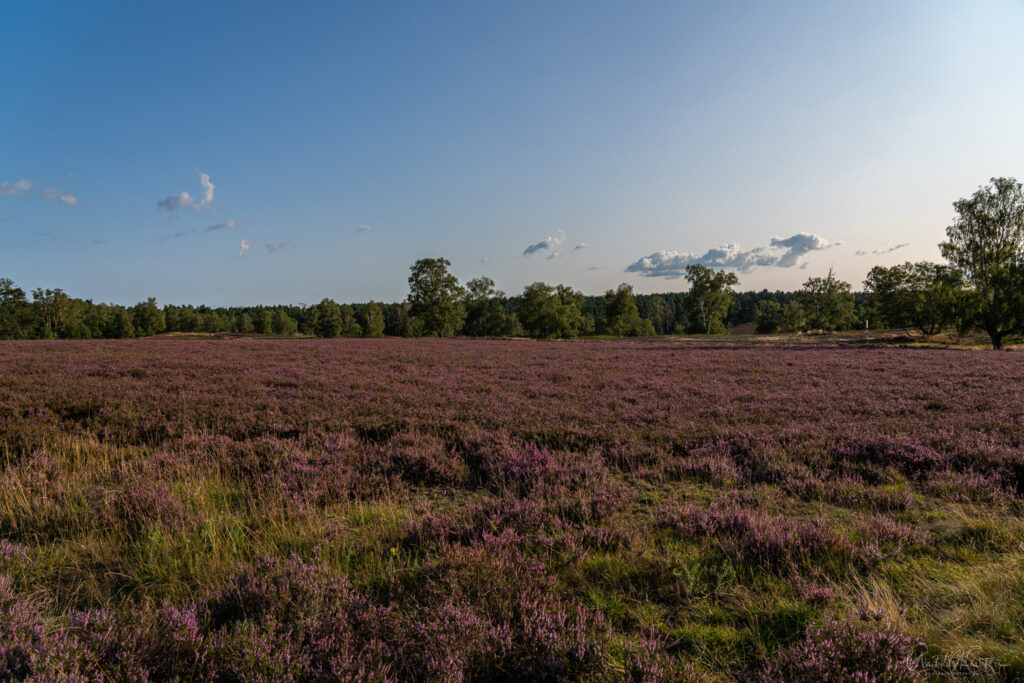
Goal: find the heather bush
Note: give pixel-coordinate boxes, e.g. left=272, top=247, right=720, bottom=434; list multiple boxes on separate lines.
left=761, top=612, right=924, bottom=682
left=1, top=339, right=1023, bottom=677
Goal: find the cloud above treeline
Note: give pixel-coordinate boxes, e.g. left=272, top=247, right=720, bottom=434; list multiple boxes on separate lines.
left=523, top=230, right=566, bottom=259
left=356, top=224, right=373, bottom=233
left=856, top=244, right=913, bottom=258
left=266, top=241, right=294, bottom=253
left=158, top=172, right=215, bottom=212
left=205, top=219, right=238, bottom=232
left=238, top=239, right=253, bottom=257
left=2, top=180, right=77, bottom=205
left=0, top=180, right=33, bottom=197
left=626, top=232, right=838, bottom=279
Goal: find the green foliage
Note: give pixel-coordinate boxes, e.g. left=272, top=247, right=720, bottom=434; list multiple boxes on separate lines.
left=131, top=298, right=166, bottom=336
left=780, top=300, right=806, bottom=333
left=272, top=310, right=298, bottom=335
left=362, top=301, right=386, bottom=338
left=338, top=305, right=362, bottom=337
left=684, top=265, right=739, bottom=334
left=314, top=298, right=344, bottom=337
left=603, top=283, right=650, bottom=336
left=798, top=269, right=857, bottom=331
left=463, top=277, right=520, bottom=337
left=754, top=299, right=783, bottom=333
left=864, top=262, right=962, bottom=334
left=940, top=177, right=1024, bottom=349
left=407, top=257, right=465, bottom=337
left=517, top=282, right=593, bottom=338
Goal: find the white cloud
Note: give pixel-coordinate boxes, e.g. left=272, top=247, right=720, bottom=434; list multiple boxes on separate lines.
left=855, top=249, right=867, bottom=256
left=0, top=180, right=32, bottom=197
left=523, top=229, right=566, bottom=257
left=238, top=239, right=253, bottom=257
left=356, top=224, right=373, bottom=233
left=158, top=191, right=196, bottom=211
left=266, top=240, right=294, bottom=253
left=205, top=219, right=238, bottom=232
left=574, top=243, right=591, bottom=251
left=158, top=172, right=215, bottom=211
left=626, top=232, right=837, bottom=278
left=199, top=173, right=214, bottom=206
left=58, top=194, right=78, bottom=206
left=872, top=242, right=910, bottom=255
left=768, top=232, right=838, bottom=267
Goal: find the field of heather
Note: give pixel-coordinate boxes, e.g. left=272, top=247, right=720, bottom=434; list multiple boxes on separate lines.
left=1, top=339, right=1023, bottom=681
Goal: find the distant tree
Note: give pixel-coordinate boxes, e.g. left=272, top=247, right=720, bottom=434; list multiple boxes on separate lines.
left=684, top=265, right=739, bottom=334
left=384, top=302, right=413, bottom=337
left=642, top=294, right=673, bottom=335
left=105, top=307, right=135, bottom=338
left=237, top=313, right=255, bottom=334
left=603, top=283, right=649, bottom=336
left=463, top=277, right=518, bottom=337
left=517, top=282, right=591, bottom=339
left=407, top=258, right=465, bottom=337
left=163, top=305, right=181, bottom=332
left=314, top=298, right=343, bottom=337
left=131, top=298, right=166, bottom=336
left=864, top=262, right=962, bottom=334
left=754, top=299, right=783, bottom=333
left=362, top=301, right=386, bottom=338
left=863, top=264, right=914, bottom=330
left=339, top=305, right=362, bottom=337
left=798, top=269, right=857, bottom=331
left=940, top=177, right=1024, bottom=349
left=0, top=278, right=31, bottom=339
left=780, top=300, right=806, bottom=333
left=256, top=309, right=274, bottom=334
left=272, top=309, right=298, bottom=335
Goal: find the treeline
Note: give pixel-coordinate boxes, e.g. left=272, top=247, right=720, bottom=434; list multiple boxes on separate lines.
left=0, top=266, right=931, bottom=342
left=3, top=177, right=1022, bottom=347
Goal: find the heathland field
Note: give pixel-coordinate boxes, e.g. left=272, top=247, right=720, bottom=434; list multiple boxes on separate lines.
left=2, top=339, right=1023, bottom=681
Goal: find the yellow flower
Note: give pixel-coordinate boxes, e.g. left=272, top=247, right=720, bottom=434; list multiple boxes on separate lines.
left=389, top=546, right=397, bottom=555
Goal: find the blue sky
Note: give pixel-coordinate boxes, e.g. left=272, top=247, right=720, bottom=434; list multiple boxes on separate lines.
left=2, top=1, right=1023, bottom=306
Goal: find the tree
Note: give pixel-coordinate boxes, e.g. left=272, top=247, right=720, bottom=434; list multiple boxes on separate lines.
left=780, top=300, right=806, bottom=333
left=104, top=307, right=135, bottom=338
left=131, top=298, right=166, bottom=336
left=362, top=301, right=386, bottom=338
left=684, top=265, right=739, bottom=334
left=864, top=262, right=962, bottom=335
left=517, top=282, right=591, bottom=339
left=0, top=278, right=31, bottom=339
left=272, top=309, right=298, bottom=335
left=237, top=313, right=255, bottom=334
left=798, top=268, right=856, bottom=331
left=314, top=298, right=343, bottom=337
left=407, top=258, right=465, bottom=337
left=754, top=299, right=783, bottom=333
left=603, top=283, right=649, bottom=336
left=338, top=305, right=362, bottom=337
left=463, top=277, right=518, bottom=337
left=642, top=294, right=673, bottom=335
left=940, top=177, right=1024, bottom=349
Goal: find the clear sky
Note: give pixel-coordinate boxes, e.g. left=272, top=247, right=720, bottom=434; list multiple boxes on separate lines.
left=3, top=1, right=1023, bottom=306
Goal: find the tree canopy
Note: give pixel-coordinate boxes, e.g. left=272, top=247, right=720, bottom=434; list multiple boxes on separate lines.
left=407, top=257, right=466, bottom=337
left=940, top=177, right=1024, bottom=348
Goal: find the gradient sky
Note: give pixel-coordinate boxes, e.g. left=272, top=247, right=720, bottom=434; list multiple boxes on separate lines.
left=3, top=1, right=1023, bottom=306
